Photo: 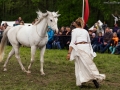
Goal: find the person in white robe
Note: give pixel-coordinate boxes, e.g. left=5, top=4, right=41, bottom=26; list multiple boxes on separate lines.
left=112, top=14, right=119, bottom=25
left=67, top=17, right=106, bottom=88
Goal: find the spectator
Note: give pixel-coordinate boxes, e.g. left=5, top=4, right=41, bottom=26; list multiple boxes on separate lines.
left=84, top=24, right=89, bottom=31
left=58, top=29, right=65, bottom=49
left=99, top=27, right=113, bottom=53
left=91, top=32, right=103, bottom=52
left=0, top=25, right=2, bottom=30
left=65, top=26, right=71, bottom=49
left=52, top=32, right=62, bottom=49
left=109, top=32, right=119, bottom=54
left=20, top=21, right=24, bottom=25
left=2, top=22, right=8, bottom=30
left=102, top=21, right=107, bottom=33
left=97, top=32, right=104, bottom=52
left=46, top=26, right=54, bottom=49
left=13, top=17, right=24, bottom=26
left=32, top=18, right=38, bottom=25
left=117, top=29, right=120, bottom=42
left=70, top=21, right=76, bottom=30
left=88, top=30, right=93, bottom=40
left=1, top=24, right=6, bottom=30
left=61, top=26, right=67, bottom=35
left=115, top=42, right=120, bottom=55
left=60, top=26, right=66, bottom=49
left=18, top=16, right=24, bottom=24
left=91, top=33, right=98, bottom=52
left=92, top=23, right=98, bottom=34
left=0, top=25, right=4, bottom=42
left=13, top=20, right=20, bottom=26
left=114, top=29, right=120, bottom=54
left=113, top=24, right=119, bottom=33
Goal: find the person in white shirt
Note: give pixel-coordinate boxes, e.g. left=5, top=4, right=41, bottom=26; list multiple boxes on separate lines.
left=112, top=14, right=119, bottom=24
left=66, top=17, right=105, bottom=88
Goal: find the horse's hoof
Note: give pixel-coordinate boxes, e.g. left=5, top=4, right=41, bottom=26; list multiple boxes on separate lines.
left=41, top=73, right=45, bottom=76
left=3, top=68, right=7, bottom=72
left=22, top=68, right=27, bottom=73
left=27, top=71, right=31, bottom=74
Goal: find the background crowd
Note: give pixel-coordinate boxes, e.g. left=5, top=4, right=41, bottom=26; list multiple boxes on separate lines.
left=46, top=21, right=120, bottom=55
left=0, top=18, right=120, bottom=55
left=89, top=22, right=120, bottom=55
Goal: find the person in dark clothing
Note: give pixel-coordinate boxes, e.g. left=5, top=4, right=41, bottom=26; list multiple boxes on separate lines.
left=117, top=29, right=120, bottom=42
left=60, top=26, right=66, bottom=49
left=70, top=21, right=76, bottom=30
left=91, top=32, right=103, bottom=52
left=64, top=26, right=71, bottom=49
left=115, top=29, right=120, bottom=54
left=102, top=21, right=107, bottom=33
left=88, top=30, right=93, bottom=41
left=52, top=32, right=62, bottom=49
left=91, top=33, right=98, bottom=52
left=100, top=27, right=113, bottom=53
left=115, top=43, right=120, bottom=54
left=0, top=27, right=3, bottom=43
left=57, top=31, right=65, bottom=49
left=113, top=24, right=119, bottom=33
left=84, top=24, right=89, bottom=31
left=97, top=32, right=104, bottom=52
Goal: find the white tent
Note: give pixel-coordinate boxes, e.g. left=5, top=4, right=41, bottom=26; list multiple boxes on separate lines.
left=1, top=21, right=32, bottom=26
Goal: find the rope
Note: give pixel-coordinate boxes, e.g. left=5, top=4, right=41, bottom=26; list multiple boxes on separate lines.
left=36, top=25, right=47, bottom=38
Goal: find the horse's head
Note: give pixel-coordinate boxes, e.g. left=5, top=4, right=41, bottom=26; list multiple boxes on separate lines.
left=36, top=10, right=60, bottom=33
left=46, top=11, right=60, bottom=34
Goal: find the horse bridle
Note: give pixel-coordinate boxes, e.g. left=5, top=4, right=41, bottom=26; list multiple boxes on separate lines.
left=48, top=13, right=58, bottom=30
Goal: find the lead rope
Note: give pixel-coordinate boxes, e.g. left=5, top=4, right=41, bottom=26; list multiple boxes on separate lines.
left=36, top=25, right=47, bottom=38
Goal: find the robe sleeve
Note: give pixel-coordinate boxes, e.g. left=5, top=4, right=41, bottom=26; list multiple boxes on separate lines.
left=69, top=30, right=78, bottom=61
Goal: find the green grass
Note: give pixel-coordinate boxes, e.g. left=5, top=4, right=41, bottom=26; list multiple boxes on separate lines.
left=0, top=46, right=120, bottom=90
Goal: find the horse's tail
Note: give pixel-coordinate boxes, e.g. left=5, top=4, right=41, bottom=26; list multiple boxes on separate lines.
left=0, top=27, right=11, bottom=62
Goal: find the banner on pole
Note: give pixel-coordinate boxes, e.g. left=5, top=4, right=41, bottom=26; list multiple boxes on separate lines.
left=84, top=0, right=89, bottom=25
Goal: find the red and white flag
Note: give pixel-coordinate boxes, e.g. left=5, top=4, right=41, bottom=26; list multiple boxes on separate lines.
left=83, top=0, right=89, bottom=26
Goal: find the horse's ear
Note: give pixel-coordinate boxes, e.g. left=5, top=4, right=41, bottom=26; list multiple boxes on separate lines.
left=46, top=10, right=51, bottom=15
left=57, top=14, right=61, bottom=17
left=56, top=11, right=59, bottom=14
left=36, top=11, right=39, bottom=14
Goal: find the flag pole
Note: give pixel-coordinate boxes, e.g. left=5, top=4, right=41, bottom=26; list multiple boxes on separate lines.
left=82, top=0, right=84, bottom=19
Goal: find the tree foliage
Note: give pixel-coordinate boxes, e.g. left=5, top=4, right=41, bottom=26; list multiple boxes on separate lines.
left=0, top=0, right=120, bottom=27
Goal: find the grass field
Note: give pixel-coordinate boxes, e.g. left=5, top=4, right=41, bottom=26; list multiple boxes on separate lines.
left=0, top=46, right=120, bottom=90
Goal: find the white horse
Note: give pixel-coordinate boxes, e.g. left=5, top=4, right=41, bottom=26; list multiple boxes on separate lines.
left=0, top=10, right=60, bottom=75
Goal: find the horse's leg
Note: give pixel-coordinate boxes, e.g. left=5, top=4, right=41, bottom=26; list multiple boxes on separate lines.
left=14, top=46, right=27, bottom=72
left=3, top=48, right=15, bottom=71
left=40, top=46, right=46, bottom=75
left=27, top=46, right=37, bottom=74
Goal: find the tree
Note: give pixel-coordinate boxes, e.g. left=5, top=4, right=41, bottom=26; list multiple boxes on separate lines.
left=0, top=0, right=120, bottom=27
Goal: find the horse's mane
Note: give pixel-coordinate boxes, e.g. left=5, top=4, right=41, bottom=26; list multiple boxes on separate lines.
left=34, top=10, right=60, bottom=25
left=34, top=10, right=45, bottom=25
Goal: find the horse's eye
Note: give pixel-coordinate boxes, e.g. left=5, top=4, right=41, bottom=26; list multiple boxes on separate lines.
left=50, top=20, right=52, bottom=22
